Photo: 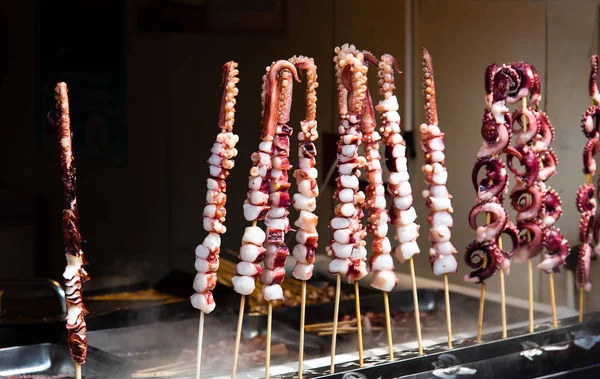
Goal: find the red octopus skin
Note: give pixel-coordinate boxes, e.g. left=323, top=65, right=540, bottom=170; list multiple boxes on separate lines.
left=468, top=200, right=508, bottom=243
left=583, top=137, right=599, bottom=176
left=541, top=188, right=563, bottom=226
left=498, top=221, right=519, bottom=273
left=506, top=61, right=541, bottom=107
left=510, top=184, right=544, bottom=221
left=472, top=157, right=509, bottom=202
left=507, top=147, right=539, bottom=187
left=537, top=148, right=558, bottom=181
left=577, top=243, right=592, bottom=292
left=577, top=183, right=597, bottom=214
left=513, top=220, right=546, bottom=262
left=538, top=227, right=570, bottom=274
left=464, top=241, right=503, bottom=284
left=532, top=110, right=555, bottom=152
left=590, top=55, right=600, bottom=104
left=580, top=211, right=594, bottom=244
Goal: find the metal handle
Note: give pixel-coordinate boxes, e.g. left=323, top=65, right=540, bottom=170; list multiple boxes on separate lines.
left=0, top=278, right=67, bottom=317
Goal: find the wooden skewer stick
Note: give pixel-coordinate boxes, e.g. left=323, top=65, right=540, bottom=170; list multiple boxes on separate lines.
left=195, top=311, right=205, bottom=379
left=298, top=281, right=307, bottom=379
left=305, top=320, right=355, bottom=330
left=330, top=274, right=341, bottom=373
left=498, top=235, right=507, bottom=339
left=76, top=363, right=82, bottom=379
left=231, top=295, right=246, bottom=379
left=528, top=259, right=534, bottom=333
left=383, top=291, right=394, bottom=360
left=265, top=301, right=273, bottom=379
left=476, top=283, right=486, bottom=343
left=354, top=281, right=364, bottom=367
left=409, top=257, right=423, bottom=355
left=443, top=274, right=453, bottom=349
left=549, top=272, right=557, bottom=327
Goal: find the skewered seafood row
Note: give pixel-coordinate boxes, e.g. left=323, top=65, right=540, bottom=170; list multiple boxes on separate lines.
left=576, top=55, right=600, bottom=292
left=288, top=56, right=320, bottom=282
left=418, top=49, right=457, bottom=277
left=232, top=60, right=300, bottom=298
left=51, top=83, right=90, bottom=364
left=261, top=67, right=295, bottom=302
left=465, top=64, right=519, bottom=283
left=503, top=62, right=570, bottom=276
left=191, top=61, right=240, bottom=314
left=328, top=44, right=368, bottom=283
left=358, top=52, right=398, bottom=292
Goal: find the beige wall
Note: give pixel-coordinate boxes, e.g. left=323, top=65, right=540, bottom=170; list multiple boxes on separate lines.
left=2, top=0, right=600, bottom=312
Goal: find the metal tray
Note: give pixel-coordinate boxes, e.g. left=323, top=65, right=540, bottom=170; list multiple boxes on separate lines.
left=0, top=343, right=134, bottom=379
left=271, top=313, right=600, bottom=378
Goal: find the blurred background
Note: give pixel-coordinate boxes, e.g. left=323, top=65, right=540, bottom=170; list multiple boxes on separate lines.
left=0, top=0, right=598, bottom=314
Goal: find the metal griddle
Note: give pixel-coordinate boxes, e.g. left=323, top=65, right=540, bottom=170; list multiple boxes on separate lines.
left=269, top=313, right=600, bottom=379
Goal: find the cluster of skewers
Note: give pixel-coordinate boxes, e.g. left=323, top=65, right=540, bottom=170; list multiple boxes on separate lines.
left=47, top=49, right=600, bottom=379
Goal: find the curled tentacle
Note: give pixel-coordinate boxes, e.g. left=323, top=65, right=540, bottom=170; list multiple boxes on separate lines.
left=541, top=187, right=563, bottom=227
left=513, top=220, right=546, bottom=262
left=506, top=61, right=541, bottom=107
left=537, top=227, right=570, bottom=274
left=261, top=60, right=301, bottom=141
left=577, top=183, right=597, bottom=214
left=289, top=55, right=318, bottom=122
left=484, top=63, right=497, bottom=110
left=579, top=211, right=594, bottom=244
left=422, top=47, right=438, bottom=126
left=341, top=53, right=369, bottom=115
left=581, top=105, right=600, bottom=139
left=464, top=241, right=502, bottom=284
left=468, top=200, right=507, bottom=243
left=510, top=184, right=544, bottom=221
left=472, top=157, right=508, bottom=202
left=583, top=137, right=599, bottom=176
left=498, top=221, right=519, bottom=274
left=493, top=66, right=520, bottom=105
left=478, top=111, right=511, bottom=158
left=538, top=148, right=558, bottom=181
left=507, top=147, right=539, bottom=187
left=512, top=106, right=539, bottom=148
left=576, top=243, right=592, bottom=292
left=590, top=55, right=600, bottom=104
left=218, top=61, right=240, bottom=132
left=533, top=110, right=554, bottom=152
left=593, top=215, right=600, bottom=256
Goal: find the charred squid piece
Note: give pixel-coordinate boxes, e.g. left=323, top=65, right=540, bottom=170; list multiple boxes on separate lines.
left=576, top=183, right=597, bottom=214
left=541, top=188, right=563, bottom=227
left=537, top=227, right=570, bottom=274
left=510, top=183, right=545, bottom=222
left=538, top=148, right=558, bottom=181
left=579, top=211, right=594, bottom=244
left=464, top=241, right=503, bottom=284
left=513, top=220, right=546, bottom=262
left=532, top=110, right=555, bottom=152
left=581, top=105, right=600, bottom=139
left=583, top=137, right=599, bottom=176
left=472, top=157, right=509, bottom=202
left=497, top=221, right=519, bottom=274
left=590, top=55, right=600, bottom=104
left=506, top=61, right=542, bottom=107
left=577, top=243, right=592, bottom=292
left=507, top=147, right=539, bottom=187
left=468, top=200, right=508, bottom=243
left=478, top=111, right=512, bottom=158
left=512, top=106, right=539, bottom=148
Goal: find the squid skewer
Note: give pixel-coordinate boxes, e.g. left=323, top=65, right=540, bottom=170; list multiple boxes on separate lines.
left=287, top=55, right=319, bottom=379
left=329, top=44, right=369, bottom=372
left=51, top=82, right=90, bottom=379
left=418, top=48, right=457, bottom=348
left=190, top=61, right=240, bottom=379
left=231, top=61, right=300, bottom=379
left=359, top=51, right=398, bottom=361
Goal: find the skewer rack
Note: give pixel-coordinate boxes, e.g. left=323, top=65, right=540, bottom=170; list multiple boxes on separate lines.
left=268, top=312, right=600, bottom=379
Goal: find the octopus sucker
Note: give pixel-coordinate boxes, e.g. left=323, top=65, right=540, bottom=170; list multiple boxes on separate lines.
left=581, top=105, right=600, bottom=139
left=538, top=148, right=558, bottom=181
left=579, top=211, right=594, bottom=244
left=576, top=243, right=592, bottom=292
left=590, top=55, right=600, bottom=104
left=583, top=136, right=599, bottom=176
left=538, top=227, right=570, bottom=274
left=261, top=60, right=301, bottom=141
left=532, top=110, right=555, bottom=152
left=541, top=187, right=563, bottom=227
left=576, top=183, right=597, bottom=214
